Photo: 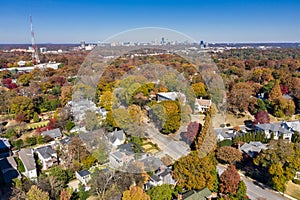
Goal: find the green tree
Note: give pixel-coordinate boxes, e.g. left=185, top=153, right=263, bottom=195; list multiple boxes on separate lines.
left=146, top=184, right=175, bottom=200
left=85, top=110, right=101, bottom=131
left=66, top=120, right=75, bottom=131
left=236, top=180, right=247, bottom=200
left=33, top=112, right=40, bottom=123
left=17, top=73, right=33, bottom=86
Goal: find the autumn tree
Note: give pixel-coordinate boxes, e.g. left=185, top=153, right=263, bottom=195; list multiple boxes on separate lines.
left=253, top=140, right=300, bottom=192
left=216, top=146, right=242, bottom=164
left=219, top=164, right=240, bottom=195
left=268, top=79, right=282, bottom=102
left=183, top=122, right=201, bottom=145
left=26, top=185, right=50, bottom=200
left=10, top=96, right=35, bottom=121
left=60, top=189, right=71, bottom=200
left=192, top=82, right=208, bottom=98
left=122, top=186, right=150, bottom=200
left=228, top=82, right=255, bottom=114
left=254, top=110, right=270, bottom=124
left=150, top=100, right=181, bottom=134
left=99, top=91, right=116, bottom=111
left=173, top=151, right=217, bottom=190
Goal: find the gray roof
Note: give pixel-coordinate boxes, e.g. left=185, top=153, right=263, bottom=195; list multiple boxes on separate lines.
left=59, top=136, right=72, bottom=146
left=111, top=129, right=125, bottom=143
left=240, top=142, right=267, bottom=158
left=255, top=123, right=293, bottom=135
left=41, top=128, right=62, bottom=139
left=283, top=121, right=300, bottom=132
left=18, top=148, right=36, bottom=171
left=111, top=151, right=123, bottom=161
left=139, top=156, right=164, bottom=172
left=35, top=146, right=55, bottom=159
left=118, top=143, right=134, bottom=155
left=77, top=170, right=90, bottom=177
left=150, top=174, right=161, bottom=182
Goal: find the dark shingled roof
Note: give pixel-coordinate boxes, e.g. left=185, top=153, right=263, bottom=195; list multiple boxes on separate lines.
left=77, top=170, right=90, bottom=177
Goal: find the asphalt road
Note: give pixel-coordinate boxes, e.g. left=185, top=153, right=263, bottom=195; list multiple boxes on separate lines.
left=217, top=165, right=288, bottom=200
left=145, top=124, right=190, bottom=160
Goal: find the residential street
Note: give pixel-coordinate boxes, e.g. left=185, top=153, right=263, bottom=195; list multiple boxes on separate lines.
left=145, top=124, right=190, bottom=160
left=216, top=165, right=289, bottom=200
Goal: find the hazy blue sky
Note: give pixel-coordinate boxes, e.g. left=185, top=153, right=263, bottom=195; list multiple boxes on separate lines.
left=1, top=0, right=300, bottom=43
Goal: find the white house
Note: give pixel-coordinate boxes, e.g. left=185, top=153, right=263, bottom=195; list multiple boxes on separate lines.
left=35, top=146, right=58, bottom=170
left=109, top=129, right=126, bottom=147
left=148, top=166, right=176, bottom=187
left=75, top=170, right=91, bottom=185
left=18, top=148, right=37, bottom=180
left=255, top=123, right=293, bottom=141
left=194, top=97, right=211, bottom=113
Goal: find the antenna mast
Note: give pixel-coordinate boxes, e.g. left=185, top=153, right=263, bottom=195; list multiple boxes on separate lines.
left=30, top=15, right=39, bottom=65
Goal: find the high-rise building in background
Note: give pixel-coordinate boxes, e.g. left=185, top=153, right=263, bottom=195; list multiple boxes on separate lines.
left=81, top=40, right=86, bottom=49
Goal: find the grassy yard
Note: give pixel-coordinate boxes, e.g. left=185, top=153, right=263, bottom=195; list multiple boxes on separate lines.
left=285, top=181, right=300, bottom=200
left=142, top=141, right=160, bottom=154
left=26, top=120, right=49, bottom=130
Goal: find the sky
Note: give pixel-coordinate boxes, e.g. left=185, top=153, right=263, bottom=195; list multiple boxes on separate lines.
left=1, top=0, right=300, bottom=43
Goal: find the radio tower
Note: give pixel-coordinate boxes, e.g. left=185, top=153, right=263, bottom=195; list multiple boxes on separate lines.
left=30, top=15, right=39, bottom=65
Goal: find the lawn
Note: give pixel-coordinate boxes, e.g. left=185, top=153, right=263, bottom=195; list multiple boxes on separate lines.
left=26, top=120, right=49, bottom=130
left=285, top=180, right=300, bottom=200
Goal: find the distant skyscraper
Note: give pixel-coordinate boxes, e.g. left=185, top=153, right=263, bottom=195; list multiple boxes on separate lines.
left=81, top=41, right=86, bottom=49
left=200, top=40, right=205, bottom=49
left=161, top=37, right=165, bottom=45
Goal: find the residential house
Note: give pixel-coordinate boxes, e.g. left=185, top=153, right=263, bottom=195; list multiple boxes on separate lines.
left=35, top=145, right=58, bottom=170
left=148, top=166, right=176, bottom=187
left=75, top=170, right=91, bottom=185
left=18, top=148, right=37, bottom=180
left=109, top=149, right=135, bottom=169
left=109, top=129, right=126, bottom=147
left=177, top=188, right=213, bottom=200
left=214, top=128, right=236, bottom=142
left=0, top=156, right=20, bottom=183
left=157, top=92, right=187, bottom=104
left=281, top=120, right=300, bottom=133
left=255, top=123, right=293, bottom=140
left=41, top=128, right=62, bottom=140
left=0, top=138, right=11, bottom=158
left=194, top=98, right=212, bottom=113
left=239, top=141, right=268, bottom=158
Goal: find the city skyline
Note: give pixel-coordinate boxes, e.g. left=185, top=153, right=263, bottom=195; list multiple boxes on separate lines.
left=1, top=0, right=300, bottom=44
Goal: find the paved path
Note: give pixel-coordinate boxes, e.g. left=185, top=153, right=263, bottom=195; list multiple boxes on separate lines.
left=145, top=124, right=190, bottom=160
